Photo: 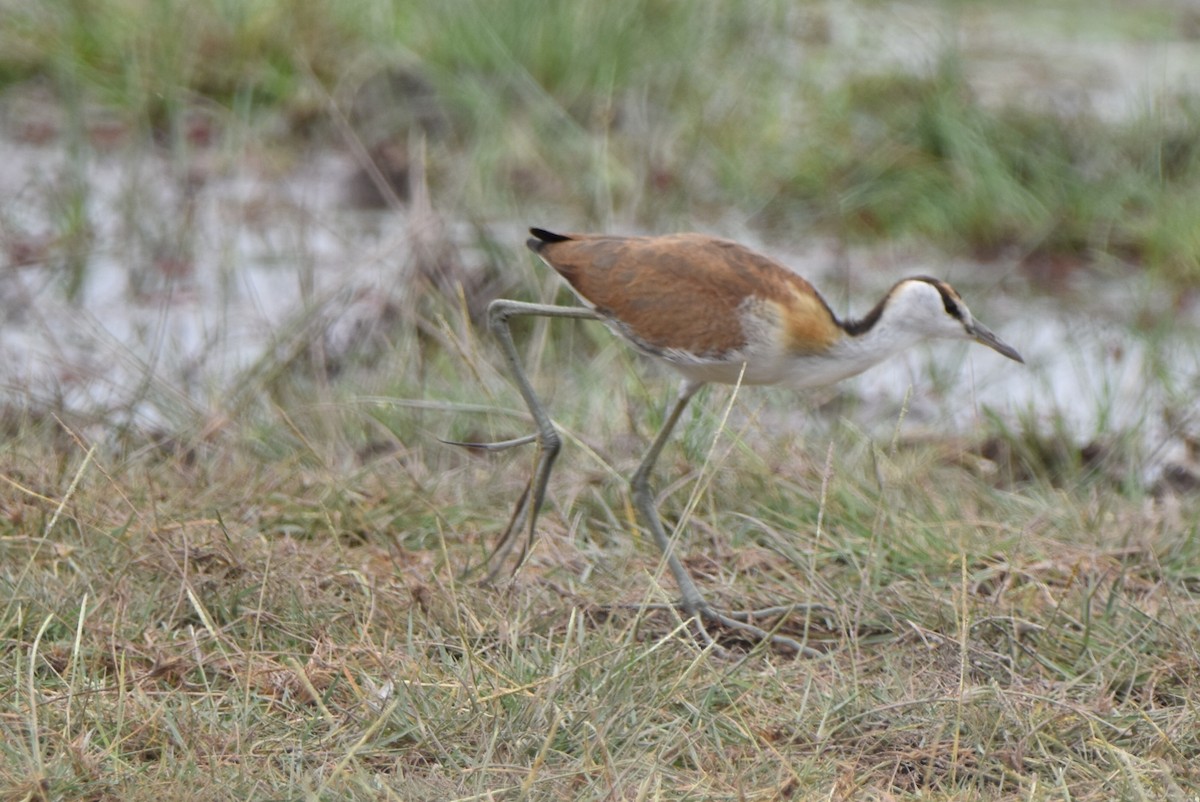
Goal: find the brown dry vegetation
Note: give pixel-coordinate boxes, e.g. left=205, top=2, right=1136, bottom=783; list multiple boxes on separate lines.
left=4, top=373, right=1200, bottom=798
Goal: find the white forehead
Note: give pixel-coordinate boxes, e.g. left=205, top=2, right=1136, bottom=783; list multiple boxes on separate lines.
left=888, top=279, right=973, bottom=336
left=892, top=278, right=943, bottom=307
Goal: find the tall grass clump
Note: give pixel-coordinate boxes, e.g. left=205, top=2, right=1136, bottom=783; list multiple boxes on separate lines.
left=773, top=58, right=1200, bottom=280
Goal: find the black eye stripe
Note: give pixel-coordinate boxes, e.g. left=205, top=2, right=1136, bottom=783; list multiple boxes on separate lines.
left=912, top=276, right=963, bottom=320
left=939, top=289, right=962, bottom=319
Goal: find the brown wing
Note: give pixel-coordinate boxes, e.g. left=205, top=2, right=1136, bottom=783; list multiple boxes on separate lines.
left=527, top=230, right=840, bottom=357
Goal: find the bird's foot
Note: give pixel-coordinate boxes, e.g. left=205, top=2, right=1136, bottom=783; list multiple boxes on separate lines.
left=634, top=600, right=830, bottom=657
left=442, top=431, right=559, bottom=582
left=441, top=433, right=537, bottom=580
left=696, top=602, right=828, bottom=658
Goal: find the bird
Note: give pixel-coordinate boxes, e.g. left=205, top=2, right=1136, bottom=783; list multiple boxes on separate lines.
left=460, top=227, right=1024, bottom=654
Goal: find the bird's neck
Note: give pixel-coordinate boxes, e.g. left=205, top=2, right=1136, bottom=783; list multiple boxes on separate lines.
left=822, top=303, right=931, bottom=377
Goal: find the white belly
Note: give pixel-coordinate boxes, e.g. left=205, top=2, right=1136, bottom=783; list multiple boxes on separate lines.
left=655, top=345, right=888, bottom=390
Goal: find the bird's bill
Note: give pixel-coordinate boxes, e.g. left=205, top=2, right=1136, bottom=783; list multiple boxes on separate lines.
left=969, top=321, right=1024, bottom=363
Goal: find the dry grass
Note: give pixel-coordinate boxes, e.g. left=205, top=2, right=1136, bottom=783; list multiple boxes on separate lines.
left=3, top=321, right=1199, bottom=799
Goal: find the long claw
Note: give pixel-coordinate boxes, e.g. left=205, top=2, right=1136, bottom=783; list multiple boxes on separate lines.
left=439, top=433, right=539, bottom=452
left=481, top=475, right=534, bottom=583
left=483, top=430, right=561, bottom=581
left=443, top=429, right=541, bottom=582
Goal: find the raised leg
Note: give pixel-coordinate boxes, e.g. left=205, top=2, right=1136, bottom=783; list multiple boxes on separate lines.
left=479, top=299, right=600, bottom=580
left=632, top=381, right=821, bottom=657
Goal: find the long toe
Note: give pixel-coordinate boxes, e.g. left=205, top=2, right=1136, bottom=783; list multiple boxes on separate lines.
left=439, top=433, right=539, bottom=452
left=700, top=608, right=823, bottom=658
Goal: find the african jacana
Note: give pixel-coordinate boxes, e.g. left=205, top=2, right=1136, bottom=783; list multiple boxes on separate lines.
left=464, top=227, right=1023, bottom=654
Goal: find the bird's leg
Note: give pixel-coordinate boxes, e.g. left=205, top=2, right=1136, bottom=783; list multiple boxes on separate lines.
left=477, top=299, right=601, bottom=580
left=631, top=382, right=821, bottom=657
left=629, top=382, right=706, bottom=611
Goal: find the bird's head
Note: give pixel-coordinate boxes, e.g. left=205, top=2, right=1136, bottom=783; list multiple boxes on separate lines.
left=885, top=277, right=1024, bottom=363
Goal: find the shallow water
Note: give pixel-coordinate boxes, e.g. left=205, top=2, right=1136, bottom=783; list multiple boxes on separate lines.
left=0, top=134, right=414, bottom=425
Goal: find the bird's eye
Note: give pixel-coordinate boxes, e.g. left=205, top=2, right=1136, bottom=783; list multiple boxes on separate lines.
left=937, top=287, right=963, bottom=320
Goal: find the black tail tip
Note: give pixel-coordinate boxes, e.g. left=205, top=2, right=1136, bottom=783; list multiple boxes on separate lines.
left=526, top=227, right=571, bottom=252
